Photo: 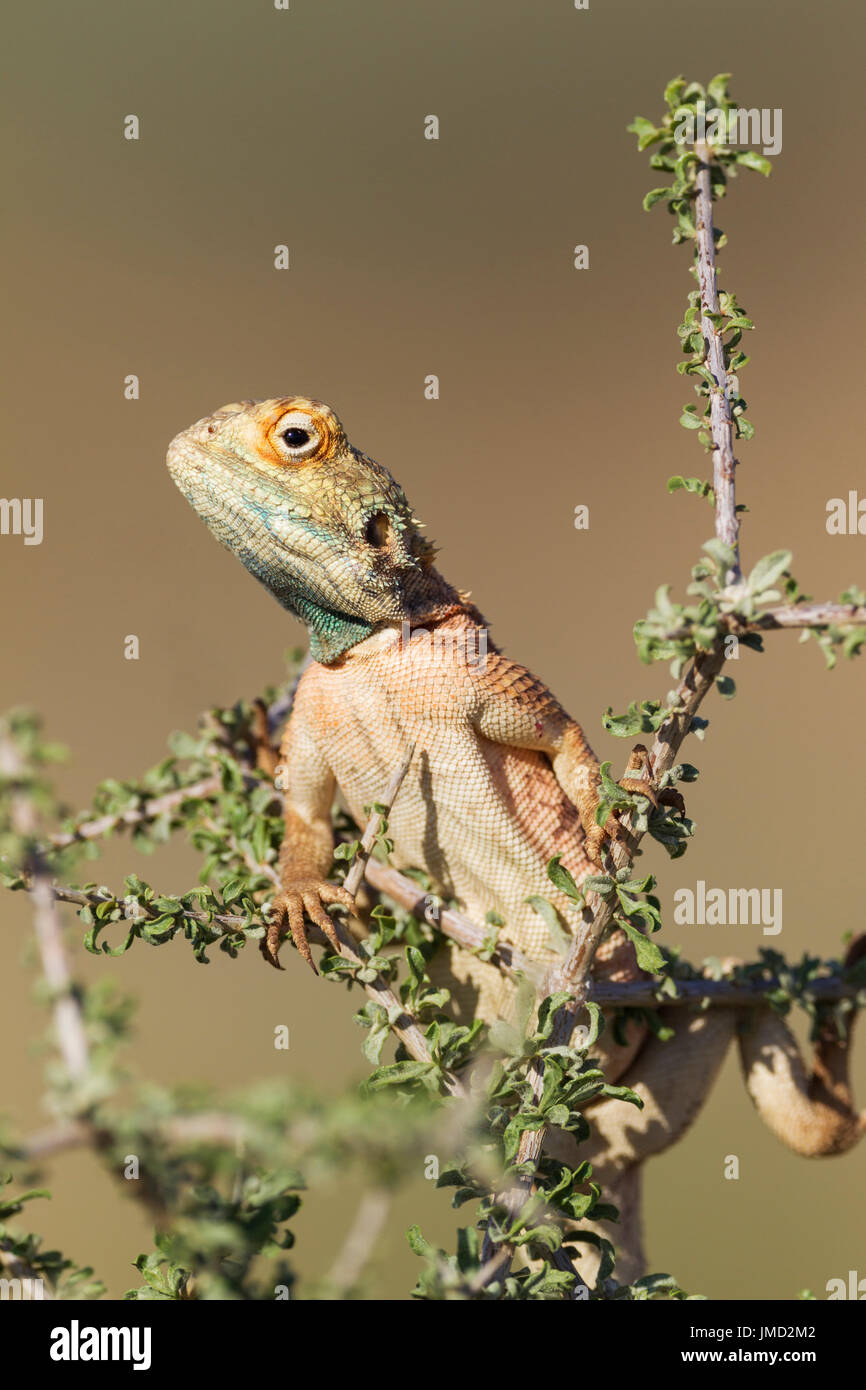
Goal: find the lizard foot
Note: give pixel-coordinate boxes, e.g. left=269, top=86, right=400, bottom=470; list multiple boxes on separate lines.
left=581, top=744, right=683, bottom=865
left=262, top=879, right=355, bottom=973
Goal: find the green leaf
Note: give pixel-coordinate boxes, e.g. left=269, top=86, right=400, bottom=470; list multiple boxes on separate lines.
left=221, top=877, right=245, bottom=904
left=676, top=207, right=696, bottom=238
left=406, top=1225, right=436, bottom=1258
left=602, top=700, right=669, bottom=738
left=702, top=538, right=737, bottom=574
left=735, top=150, right=772, bottom=177
left=616, top=916, right=666, bottom=974
left=617, top=890, right=662, bottom=933
left=0, top=1187, right=51, bottom=1218
left=747, top=549, right=792, bottom=596
left=667, top=475, right=711, bottom=500
left=488, top=1019, right=524, bottom=1057
left=526, top=896, right=571, bottom=956
left=546, top=854, right=583, bottom=903
left=706, top=73, right=731, bottom=106
left=364, top=1059, right=437, bottom=1092
left=583, top=874, right=616, bottom=899
left=663, top=77, right=687, bottom=109
left=654, top=584, right=675, bottom=618
left=628, top=116, right=664, bottom=151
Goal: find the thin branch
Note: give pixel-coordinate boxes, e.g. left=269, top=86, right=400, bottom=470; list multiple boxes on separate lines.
left=0, top=736, right=90, bottom=1082
left=479, top=157, right=744, bottom=1283
left=638, top=602, right=866, bottom=645
left=324, top=1188, right=391, bottom=1296
left=344, top=746, right=415, bottom=899
left=362, top=860, right=539, bottom=983
left=17, top=1121, right=92, bottom=1159
left=752, top=602, right=866, bottom=631
left=28, top=879, right=260, bottom=936
left=330, top=934, right=458, bottom=1093
left=467, top=1247, right=513, bottom=1294
left=590, top=970, right=861, bottom=1009
left=695, top=142, right=741, bottom=580
left=17, top=1113, right=282, bottom=1162
left=48, top=776, right=226, bottom=852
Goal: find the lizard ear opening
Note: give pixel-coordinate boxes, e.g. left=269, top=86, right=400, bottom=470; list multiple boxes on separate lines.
left=365, top=511, right=393, bottom=549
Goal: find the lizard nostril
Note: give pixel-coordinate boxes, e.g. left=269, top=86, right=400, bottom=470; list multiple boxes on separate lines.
left=364, top=511, right=393, bottom=549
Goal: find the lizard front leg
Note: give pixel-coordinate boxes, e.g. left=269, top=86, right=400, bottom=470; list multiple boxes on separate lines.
left=265, top=702, right=354, bottom=973
left=472, top=663, right=672, bottom=865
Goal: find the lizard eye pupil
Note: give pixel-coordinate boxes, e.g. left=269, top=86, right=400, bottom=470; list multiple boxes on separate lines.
left=283, top=427, right=310, bottom=448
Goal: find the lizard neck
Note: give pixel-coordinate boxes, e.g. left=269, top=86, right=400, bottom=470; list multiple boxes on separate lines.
left=292, top=595, right=378, bottom=664
left=297, top=564, right=468, bottom=664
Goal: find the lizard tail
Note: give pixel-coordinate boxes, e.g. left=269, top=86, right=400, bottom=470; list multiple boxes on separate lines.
left=738, top=935, right=866, bottom=1158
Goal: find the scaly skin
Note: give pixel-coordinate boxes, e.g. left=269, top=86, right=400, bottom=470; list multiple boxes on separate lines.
left=276, top=607, right=651, bottom=1027
left=168, top=395, right=864, bottom=1276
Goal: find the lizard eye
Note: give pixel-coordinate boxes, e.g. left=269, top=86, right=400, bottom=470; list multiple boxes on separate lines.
left=273, top=410, right=321, bottom=460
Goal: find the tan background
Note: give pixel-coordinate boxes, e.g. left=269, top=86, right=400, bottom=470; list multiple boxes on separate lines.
left=3, top=0, right=864, bottom=1299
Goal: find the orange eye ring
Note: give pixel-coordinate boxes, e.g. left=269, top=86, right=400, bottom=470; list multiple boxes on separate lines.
left=265, top=403, right=340, bottom=466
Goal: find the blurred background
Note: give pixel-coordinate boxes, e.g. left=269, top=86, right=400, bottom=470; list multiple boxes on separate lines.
left=3, top=0, right=864, bottom=1299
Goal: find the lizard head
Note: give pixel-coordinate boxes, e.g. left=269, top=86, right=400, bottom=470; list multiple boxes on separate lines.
left=167, top=396, right=454, bottom=661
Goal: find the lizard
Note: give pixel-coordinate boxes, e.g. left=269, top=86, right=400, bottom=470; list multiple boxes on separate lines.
left=167, top=394, right=864, bottom=1279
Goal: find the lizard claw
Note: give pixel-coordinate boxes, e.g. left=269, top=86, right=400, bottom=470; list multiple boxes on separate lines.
left=657, top=786, right=686, bottom=817
left=262, top=879, right=355, bottom=973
